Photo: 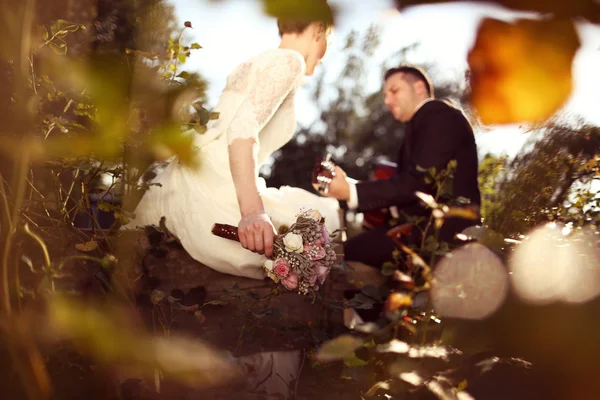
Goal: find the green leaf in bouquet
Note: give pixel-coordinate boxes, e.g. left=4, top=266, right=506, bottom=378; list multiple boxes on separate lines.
left=190, top=43, right=202, bottom=50
left=314, top=334, right=363, bottom=362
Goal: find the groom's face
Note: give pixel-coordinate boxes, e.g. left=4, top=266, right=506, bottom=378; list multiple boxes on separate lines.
left=383, top=73, right=420, bottom=123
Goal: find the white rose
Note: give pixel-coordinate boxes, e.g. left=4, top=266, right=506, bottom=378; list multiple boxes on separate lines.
left=263, top=259, right=274, bottom=271
left=283, top=233, right=304, bottom=253
left=304, top=210, right=322, bottom=221
left=267, top=270, right=280, bottom=283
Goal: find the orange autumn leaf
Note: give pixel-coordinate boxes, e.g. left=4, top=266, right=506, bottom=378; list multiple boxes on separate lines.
left=393, top=1, right=599, bottom=24
left=385, top=292, right=413, bottom=312
left=467, top=18, right=580, bottom=125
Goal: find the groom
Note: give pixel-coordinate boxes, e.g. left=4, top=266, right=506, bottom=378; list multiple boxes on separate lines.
left=317, top=65, right=481, bottom=269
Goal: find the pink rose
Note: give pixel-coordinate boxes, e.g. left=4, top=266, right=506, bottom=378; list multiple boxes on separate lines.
left=316, top=264, right=331, bottom=285
left=281, top=272, right=299, bottom=290
left=321, top=226, right=330, bottom=244
left=304, top=244, right=326, bottom=261
left=307, top=265, right=319, bottom=287
left=314, top=226, right=330, bottom=246
left=273, top=258, right=290, bottom=278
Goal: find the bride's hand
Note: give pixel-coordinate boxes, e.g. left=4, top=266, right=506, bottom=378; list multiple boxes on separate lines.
left=238, top=212, right=276, bottom=257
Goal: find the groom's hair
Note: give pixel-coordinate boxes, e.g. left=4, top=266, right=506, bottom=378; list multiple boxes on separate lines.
left=276, top=0, right=334, bottom=36
left=385, top=65, right=434, bottom=97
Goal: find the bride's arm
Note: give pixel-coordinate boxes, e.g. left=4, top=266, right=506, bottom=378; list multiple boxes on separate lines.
left=227, top=51, right=305, bottom=257
left=229, top=138, right=275, bottom=256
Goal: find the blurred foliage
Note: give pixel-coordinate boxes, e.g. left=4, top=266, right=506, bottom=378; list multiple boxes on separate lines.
left=394, top=0, right=600, bottom=23
left=0, top=1, right=598, bottom=399
left=0, top=1, right=225, bottom=398
left=313, top=166, right=517, bottom=399
left=467, top=18, right=580, bottom=125
left=0, top=0, right=213, bottom=237
left=40, top=296, right=241, bottom=388
left=394, top=0, right=592, bottom=125
left=482, top=120, right=600, bottom=237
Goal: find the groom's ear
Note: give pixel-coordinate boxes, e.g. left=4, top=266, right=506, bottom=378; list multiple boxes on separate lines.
left=414, top=80, right=428, bottom=97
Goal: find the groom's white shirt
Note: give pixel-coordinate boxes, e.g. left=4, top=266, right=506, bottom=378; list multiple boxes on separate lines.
left=346, top=98, right=433, bottom=210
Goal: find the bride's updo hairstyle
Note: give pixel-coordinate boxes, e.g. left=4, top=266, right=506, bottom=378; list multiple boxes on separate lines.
left=276, top=0, right=334, bottom=36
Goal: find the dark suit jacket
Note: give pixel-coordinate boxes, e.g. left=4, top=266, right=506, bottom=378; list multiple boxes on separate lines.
left=356, top=99, right=481, bottom=224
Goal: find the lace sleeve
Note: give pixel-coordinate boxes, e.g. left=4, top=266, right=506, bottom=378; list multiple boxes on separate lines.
left=226, top=51, right=305, bottom=145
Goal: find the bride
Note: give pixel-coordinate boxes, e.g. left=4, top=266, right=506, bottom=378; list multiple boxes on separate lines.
left=125, top=8, right=340, bottom=280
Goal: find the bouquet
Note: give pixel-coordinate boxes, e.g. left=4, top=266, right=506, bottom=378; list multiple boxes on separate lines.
left=212, top=209, right=340, bottom=296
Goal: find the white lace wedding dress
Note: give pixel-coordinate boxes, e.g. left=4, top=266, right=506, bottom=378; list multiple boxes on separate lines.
left=124, top=48, right=341, bottom=280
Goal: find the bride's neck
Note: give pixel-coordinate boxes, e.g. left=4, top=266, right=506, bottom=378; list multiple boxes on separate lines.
left=278, top=35, right=310, bottom=61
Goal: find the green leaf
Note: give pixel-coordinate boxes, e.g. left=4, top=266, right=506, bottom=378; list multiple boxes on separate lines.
left=97, top=201, right=117, bottom=212
left=344, top=351, right=369, bottom=367
left=201, top=300, right=228, bottom=307
left=48, top=40, right=68, bottom=55
left=361, top=284, right=383, bottom=301
left=151, top=290, right=167, bottom=305
left=50, top=19, right=85, bottom=38
left=190, top=43, right=202, bottom=49
left=345, top=293, right=376, bottom=310
left=315, top=335, right=363, bottom=362
left=381, top=261, right=396, bottom=276
left=194, top=124, right=207, bottom=135
left=443, top=207, right=480, bottom=221
left=177, top=71, right=191, bottom=80
left=75, top=240, right=98, bottom=252
left=209, top=112, right=220, bottom=120
left=178, top=53, right=187, bottom=64
left=56, top=19, right=85, bottom=33
left=424, top=236, right=439, bottom=252
left=198, top=108, right=210, bottom=125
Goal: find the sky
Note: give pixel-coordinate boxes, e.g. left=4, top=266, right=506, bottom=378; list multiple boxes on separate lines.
left=171, top=0, right=600, bottom=158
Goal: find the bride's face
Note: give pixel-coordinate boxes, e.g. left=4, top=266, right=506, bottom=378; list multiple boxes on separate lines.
left=305, top=24, right=331, bottom=76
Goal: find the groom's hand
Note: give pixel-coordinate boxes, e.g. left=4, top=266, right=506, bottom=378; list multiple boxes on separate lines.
left=314, top=166, right=351, bottom=201
left=238, top=212, right=276, bottom=257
